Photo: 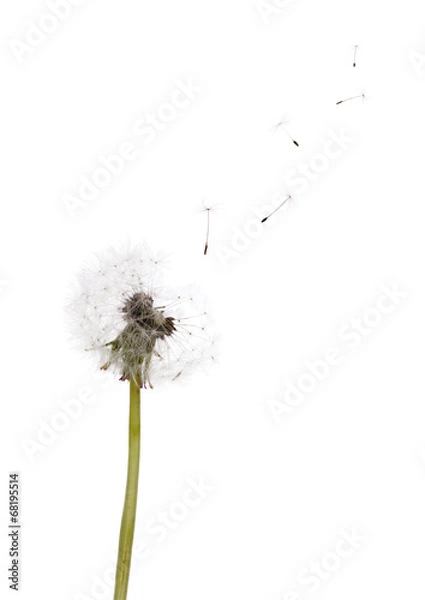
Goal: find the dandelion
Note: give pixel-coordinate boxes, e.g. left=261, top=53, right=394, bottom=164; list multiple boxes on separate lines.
left=67, top=245, right=215, bottom=600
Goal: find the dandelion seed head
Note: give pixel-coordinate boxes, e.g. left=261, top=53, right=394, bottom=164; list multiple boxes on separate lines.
left=67, top=245, right=215, bottom=388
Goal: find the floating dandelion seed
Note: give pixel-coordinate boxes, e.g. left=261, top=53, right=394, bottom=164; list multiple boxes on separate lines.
left=336, top=92, right=365, bottom=105
left=353, top=45, right=359, bottom=67
left=66, top=245, right=215, bottom=600
left=272, top=119, right=300, bottom=147
left=204, top=206, right=211, bottom=255
left=199, top=201, right=221, bottom=257
left=261, top=195, right=292, bottom=223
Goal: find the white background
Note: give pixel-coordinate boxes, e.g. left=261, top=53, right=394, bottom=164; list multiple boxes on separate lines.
left=1, top=1, right=425, bottom=599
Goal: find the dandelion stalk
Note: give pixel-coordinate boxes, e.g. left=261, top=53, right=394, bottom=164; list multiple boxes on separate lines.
left=113, top=376, right=141, bottom=600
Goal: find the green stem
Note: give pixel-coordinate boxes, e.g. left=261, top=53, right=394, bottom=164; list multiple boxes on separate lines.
left=113, top=378, right=141, bottom=600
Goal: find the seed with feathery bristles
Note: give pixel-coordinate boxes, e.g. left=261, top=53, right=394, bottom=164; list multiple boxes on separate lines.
left=66, top=245, right=215, bottom=389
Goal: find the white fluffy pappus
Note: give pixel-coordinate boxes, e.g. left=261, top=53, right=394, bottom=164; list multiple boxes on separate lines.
left=66, top=245, right=216, bottom=388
